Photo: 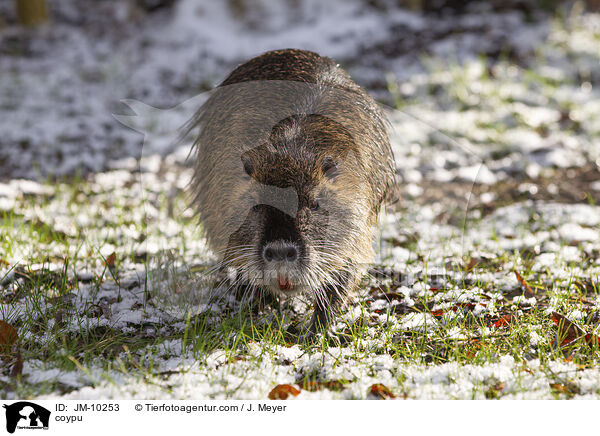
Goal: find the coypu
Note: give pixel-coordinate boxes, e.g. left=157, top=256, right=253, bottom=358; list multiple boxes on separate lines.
left=187, top=49, right=395, bottom=336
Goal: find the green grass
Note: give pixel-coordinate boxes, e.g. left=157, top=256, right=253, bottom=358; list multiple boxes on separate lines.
left=4, top=164, right=599, bottom=399
left=1, top=180, right=599, bottom=399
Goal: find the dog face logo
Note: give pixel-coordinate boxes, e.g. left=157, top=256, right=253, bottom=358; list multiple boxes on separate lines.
left=2, top=402, right=50, bottom=433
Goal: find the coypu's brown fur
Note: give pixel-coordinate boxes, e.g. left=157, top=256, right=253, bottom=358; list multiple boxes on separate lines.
left=188, top=49, right=395, bottom=335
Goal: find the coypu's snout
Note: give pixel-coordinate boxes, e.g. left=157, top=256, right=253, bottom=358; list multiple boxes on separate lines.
left=255, top=204, right=307, bottom=294
left=260, top=240, right=302, bottom=293
left=262, top=242, right=298, bottom=263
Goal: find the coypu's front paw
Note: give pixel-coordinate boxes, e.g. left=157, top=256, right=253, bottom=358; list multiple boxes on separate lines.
left=296, top=330, right=317, bottom=344
left=285, top=316, right=325, bottom=344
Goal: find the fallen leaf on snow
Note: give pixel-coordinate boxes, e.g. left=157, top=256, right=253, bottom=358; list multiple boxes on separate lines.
left=0, top=320, right=18, bottom=351
left=549, top=382, right=579, bottom=396
left=514, top=271, right=536, bottom=297
left=490, top=314, right=513, bottom=328
left=105, top=252, right=116, bottom=268
left=368, top=383, right=396, bottom=400
left=551, top=312, right=586, bottom=346
left=466, top=340, right=482, bottom=359
left=551, top=312, right=600, bottom=347
left=268, top=384, right=300, bottom=400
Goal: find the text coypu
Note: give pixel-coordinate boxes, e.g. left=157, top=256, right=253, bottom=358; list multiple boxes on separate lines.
left=187, top=49, right=396, bottom=337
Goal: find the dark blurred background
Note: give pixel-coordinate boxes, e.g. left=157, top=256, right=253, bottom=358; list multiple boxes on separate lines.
left=0, top=0, right=598, bottom=211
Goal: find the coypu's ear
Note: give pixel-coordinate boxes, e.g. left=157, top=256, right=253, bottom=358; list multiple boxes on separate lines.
left=322, top=156, right=339, bottom=180
left=241, top=153, right=254, bottom=177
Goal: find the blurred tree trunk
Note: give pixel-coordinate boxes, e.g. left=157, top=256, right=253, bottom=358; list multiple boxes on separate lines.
left=15, top=0, right=48, bottom=26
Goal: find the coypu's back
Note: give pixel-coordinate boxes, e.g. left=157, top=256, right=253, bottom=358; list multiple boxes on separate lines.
left=221, top=49, right=355, bottom=89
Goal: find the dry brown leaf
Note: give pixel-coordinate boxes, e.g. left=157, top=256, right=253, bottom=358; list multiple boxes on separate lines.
left=551, top=312, right=586, bottom=346
left=490, top=314, right=513, bottom=328
left=105, top=252, right=116, bottom=268
left=466, top=339, right=482, bottom=359
left=268, top=384, right=300, bottom=400
left=584, top=333, right=600, bottom=347
left=0, top=320, right=18, bottom=349
left=464, top=257, right=478, bottom=273
left=369, top=383, right=396, bottom=399
left=550, top=383, right=569, bottom=394
left=514, top=270, right=536, bottom=296
left=549, top=382, right=579, bottom=395
left=551, top=312, right=600, bottom=347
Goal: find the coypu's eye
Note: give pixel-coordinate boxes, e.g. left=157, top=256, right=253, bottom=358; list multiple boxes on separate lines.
left=322, top=156, right=338, bottom=179
left=241, top=154, right=254, bottom=177
left=309, top=199, right=320, bottom=211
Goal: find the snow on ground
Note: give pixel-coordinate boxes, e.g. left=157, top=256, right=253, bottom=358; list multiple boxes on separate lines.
left=0, top=0, right=575, bottom=182
left=49, top=350, right=600, bottom=400
left=1, top=160, right=599, bottom=399
left=2, top=0, right=596, bottom=187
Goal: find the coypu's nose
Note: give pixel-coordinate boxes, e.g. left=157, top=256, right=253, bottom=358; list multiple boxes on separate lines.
left=263, top=242, right=298, bottom=263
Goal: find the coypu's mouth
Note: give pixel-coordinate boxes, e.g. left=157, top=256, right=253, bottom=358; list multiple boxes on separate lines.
left=278, top=275, right=292, bottom=291
left=261, top=270, right=306, bottom=297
